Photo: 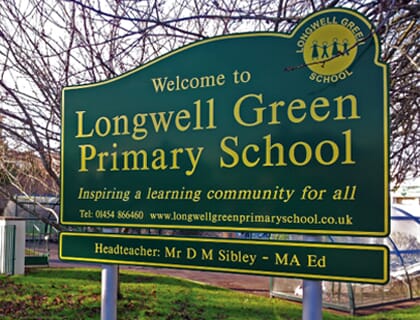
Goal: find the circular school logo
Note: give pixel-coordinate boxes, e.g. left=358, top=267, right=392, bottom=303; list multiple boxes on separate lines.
left=302, top=24, right=357, bottom=78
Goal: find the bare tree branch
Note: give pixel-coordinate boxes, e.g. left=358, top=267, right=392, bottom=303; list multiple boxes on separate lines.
left=0, top=0, right=418, bottom=225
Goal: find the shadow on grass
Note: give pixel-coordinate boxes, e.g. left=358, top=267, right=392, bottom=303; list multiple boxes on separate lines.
left=25, top=267, right=224, bottom=293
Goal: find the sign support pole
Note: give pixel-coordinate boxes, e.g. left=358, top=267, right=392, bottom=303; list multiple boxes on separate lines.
left=302, top=280, right=323, bottom=320
left=302, top=235, right=323, bottom=320
left=101, top=228, right=118, bottom=320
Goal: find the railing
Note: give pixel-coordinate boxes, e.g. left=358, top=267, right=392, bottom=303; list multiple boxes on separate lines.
left=25, top=219, right=51, bottom=267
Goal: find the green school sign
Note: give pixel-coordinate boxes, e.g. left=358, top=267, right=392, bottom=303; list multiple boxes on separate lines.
left=60, top=233, right=389, bottom=284
left=61, top=8, right=389, bottom=236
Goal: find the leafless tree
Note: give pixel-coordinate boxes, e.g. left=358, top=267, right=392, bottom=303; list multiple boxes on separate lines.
left=0, top=0, right=418, bottom=222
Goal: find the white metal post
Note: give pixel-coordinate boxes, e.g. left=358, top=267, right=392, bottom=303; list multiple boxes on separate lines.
left=302, top=280, right=323, bottom=320
left=302, top=235, right=323, bottom=320
left=101, top=228, right=118, bottom=320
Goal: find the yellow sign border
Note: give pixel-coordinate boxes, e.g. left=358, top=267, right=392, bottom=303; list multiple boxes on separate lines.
left=60, top=232, right=389, bottom=284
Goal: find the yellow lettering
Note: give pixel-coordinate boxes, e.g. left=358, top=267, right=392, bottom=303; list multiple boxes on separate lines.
left=233, top=93, right=265, bottom=127
left=175, top=110, right=191, bottom=132
left=242, top=144, right=259, bottom=167
left=75, top=111, right=94, bottom=138
left=342, top=129, right=355, bottom=164
left=79, top=144, right=96, bottom=172
left=334, top=94, right=360, bottom=120
left=289, top=141, right=311, bottom=166
left=288, top=99, right=306, bottom=123
left=310, top=97, right=330, bottom=122
left=122, top=149, right=148, bottom=171
left=95, top=116, right=111, bottom=137
left=263, top=134, right=286, bottom=167
left=220, top=136, right=239, bottom=168
left=315, top=140, right=339, bottom=165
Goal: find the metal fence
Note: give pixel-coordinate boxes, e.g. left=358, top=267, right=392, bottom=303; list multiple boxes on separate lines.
left=24, top=219, right=51, bottom=267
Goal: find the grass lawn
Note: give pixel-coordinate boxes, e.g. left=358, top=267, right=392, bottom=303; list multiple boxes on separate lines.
left=0, top=268, right=418, bottom=319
